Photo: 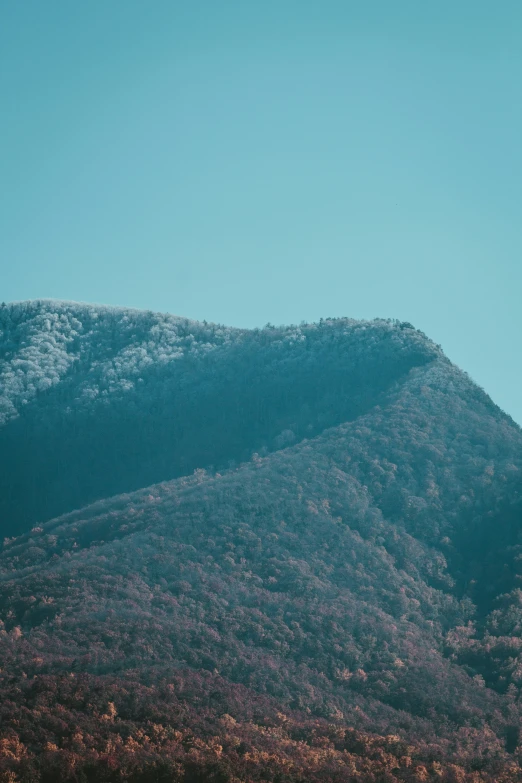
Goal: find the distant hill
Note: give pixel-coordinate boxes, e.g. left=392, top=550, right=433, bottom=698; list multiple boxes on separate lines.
left=0, top=300, right=521, bottom=782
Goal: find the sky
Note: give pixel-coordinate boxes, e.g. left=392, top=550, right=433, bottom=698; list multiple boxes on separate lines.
left=1, top=1, right=521, bottom=424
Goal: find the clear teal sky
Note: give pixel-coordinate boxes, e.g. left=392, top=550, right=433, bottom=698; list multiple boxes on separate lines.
left=1, top=1, right=521, bottom=424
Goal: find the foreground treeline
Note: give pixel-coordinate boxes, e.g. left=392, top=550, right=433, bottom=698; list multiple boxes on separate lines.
left=1, top=671, right=521, bottom=782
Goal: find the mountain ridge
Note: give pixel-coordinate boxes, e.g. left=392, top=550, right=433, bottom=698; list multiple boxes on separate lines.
left=0, top=299, right=454, bottom=536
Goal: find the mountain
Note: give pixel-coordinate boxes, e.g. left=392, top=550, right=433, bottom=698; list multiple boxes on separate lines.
left=0, top=299, right=521, bottom=782
left=0, top=300, right=440, bottom=537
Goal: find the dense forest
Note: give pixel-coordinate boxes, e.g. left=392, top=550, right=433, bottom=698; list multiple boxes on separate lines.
left=0, top=301, right=440, bottom=536
left=0, top=300, right=521, bottom=781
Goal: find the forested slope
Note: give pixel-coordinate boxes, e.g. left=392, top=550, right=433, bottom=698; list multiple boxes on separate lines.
left=0, top=300, right=521, bottom=781
left=0, top=300, right=439, bottom=536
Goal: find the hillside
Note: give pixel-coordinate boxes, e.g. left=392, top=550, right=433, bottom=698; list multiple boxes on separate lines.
left=0, top=300, right=440, bottom=537
left=0, top=300, right=521, bottom=782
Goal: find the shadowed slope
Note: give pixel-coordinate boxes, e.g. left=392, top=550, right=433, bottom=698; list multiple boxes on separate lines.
left=0, top=300, right=439, bottom=535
